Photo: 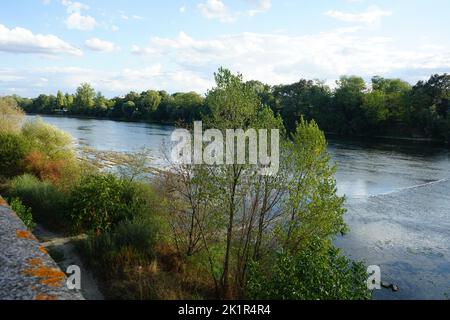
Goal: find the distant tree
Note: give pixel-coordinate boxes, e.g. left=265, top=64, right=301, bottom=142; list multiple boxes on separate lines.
left=73, top=83, right=96, bottom=114
left=333, top=76, right=367, bottom=134
left=94, top=92, right=108, bottom=116
left=56, top=90, right=66, bottom=110
left=273, top=80, right=331, bottom=133
left=121, top=101, right=136, bottom=118
left=138, top=90, right=161, bottom=117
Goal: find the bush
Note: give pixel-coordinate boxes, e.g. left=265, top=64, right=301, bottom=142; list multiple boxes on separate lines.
left=21, top=117, right=74, bottom=161
left=23, top=150, right=65, bottom=184
left=0, top=133, right=30, bottom=177
left=9, top=198, right=35, bottom=231
left=247, top=242, right=372, bottom=300
left=84, top=218, right=157, bottom=264
left=8, top=174, right=68, bottom=229
left=69, top=173, right=151, bottom=232
left=0, top=97, right=24, bottom=133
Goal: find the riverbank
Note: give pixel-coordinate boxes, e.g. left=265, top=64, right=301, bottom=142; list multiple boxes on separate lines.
left=27, top=112, right=450, bottom=147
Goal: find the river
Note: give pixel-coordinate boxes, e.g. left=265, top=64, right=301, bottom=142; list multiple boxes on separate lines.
left=28, top=115, right=450, bottom=300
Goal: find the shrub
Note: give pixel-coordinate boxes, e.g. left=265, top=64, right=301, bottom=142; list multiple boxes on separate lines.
left=21, top=117, right=74, bottom=161
left=23, top=150, right=65, bottom=184
left=247, top=242, right=372, bottom=300
left=0, top=97, right=24, bottom=133
left=0, top=132, right=30, bottom=178
left=8, top=174, right=68, bottom=229
left=69, top=173, right=151, bottom=232
left=84, top=218, right=157, bottom=264
left=10, top=197, right=35, bottom=231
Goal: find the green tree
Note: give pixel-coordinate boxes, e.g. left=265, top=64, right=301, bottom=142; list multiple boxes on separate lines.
left=138, top=90, right=161, bottom=117
left=333, top=76, right=367, bottom=134
left=56, top=90, right=66, bottom=110
left=73, top=83, right=96, bottom=114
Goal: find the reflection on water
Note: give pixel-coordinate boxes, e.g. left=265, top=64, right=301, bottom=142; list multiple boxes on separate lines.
left=28, top=115, right=450, bottom=299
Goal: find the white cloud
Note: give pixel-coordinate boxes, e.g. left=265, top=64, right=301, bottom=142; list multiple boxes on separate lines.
left=247, top=0, right=272, bottom=16
left=85, top=38, right=117, bottom=52
left=65, top=12, right=97, bottom=30
left=179, top=6, right=186, bottom=13
left=61, top=0, right=97, bottom=30
left=325, top=6, right=392, bottom=25
left=131, top=29, right=450, bottom=90
left=61, top=0, right=89, bottom=13
left=198, top=0, right=235, bottom=23
left=197, top=0, right=271, bottom=23
left=0, top=65, right=212, bottom=97
left=0, top=23, right=82, bottom=56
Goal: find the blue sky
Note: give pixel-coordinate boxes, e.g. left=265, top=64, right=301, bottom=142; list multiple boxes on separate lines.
left=0, top=0, right=449, bottom=97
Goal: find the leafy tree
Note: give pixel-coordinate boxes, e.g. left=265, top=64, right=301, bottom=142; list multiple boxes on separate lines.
left=138, top=90, right=161, bottom=117
left=333, top=76, right=366, bottom=134
left=56, top=90, right=66, bottom=110
left=72, top=83, right=96, bottom=114
left=122, top=100, right=137, bottom=118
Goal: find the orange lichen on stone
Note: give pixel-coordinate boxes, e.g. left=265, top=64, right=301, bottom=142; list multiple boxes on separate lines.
left=39, top=246, right=49, bottom=254
left=16, top=229, right=36, bottom=240
left=28, top=258, right=43, bottom=266
left=0, top=197, right=8, bottom=206
left=35, top=294, right=58, bottom=301
left=23, top=258, right=65, bottom=288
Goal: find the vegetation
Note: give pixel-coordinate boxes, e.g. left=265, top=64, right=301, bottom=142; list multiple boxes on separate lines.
left=247, top=242, right=371, bottom=300
left=10, top=73, right=450, bottom=142
left=9, top=197, right=35, bottom=231
left=0, top=67, right=373, bottom=300
left=8, top=174, right=67, bottom=229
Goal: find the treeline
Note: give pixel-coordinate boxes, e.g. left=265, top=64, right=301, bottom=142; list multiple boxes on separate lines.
left=12, top=73, right=450, bottom=141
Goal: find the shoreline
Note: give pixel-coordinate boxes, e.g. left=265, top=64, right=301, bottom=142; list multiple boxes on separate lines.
left=27, top=112, right=449, bottom=146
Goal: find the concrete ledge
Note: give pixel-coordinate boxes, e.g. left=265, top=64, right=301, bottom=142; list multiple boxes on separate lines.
left=0, top=201, right=84, bottom=300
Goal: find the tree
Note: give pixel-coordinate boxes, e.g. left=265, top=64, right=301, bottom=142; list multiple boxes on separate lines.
left=73, top=83, right=96, bottom=114
left=94, top=92, right=108, bottom=116
left=121, top=101, right=136, bottom=118
left=362, top=91, right=389, bottom=128
left=333, top=76, right=367, bottom=134
left=56, top=90, right=66, bottom=110
left=273, top=80, right=332, bottom=133
left=165, top=68, right=355, bottom=300
left=138, top=90, right=161, bottom=118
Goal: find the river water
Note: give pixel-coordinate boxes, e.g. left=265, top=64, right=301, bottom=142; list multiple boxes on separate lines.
left=29, top=115, right=450, bottom=300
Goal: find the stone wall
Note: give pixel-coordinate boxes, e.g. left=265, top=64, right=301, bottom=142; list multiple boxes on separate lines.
left=0, top=200, right=84, bottom=300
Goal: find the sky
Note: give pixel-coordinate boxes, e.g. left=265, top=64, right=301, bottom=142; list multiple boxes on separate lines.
left=0, top=0, right=449, bottom=97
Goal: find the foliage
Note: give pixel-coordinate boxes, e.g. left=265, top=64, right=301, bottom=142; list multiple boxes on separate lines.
left=69, top=173, right=153, bottom=232
left=0, top=132, right=30, bottom=177
left=7, top=174, right=68, bottom=228
left=21, top=118, right=74, bottom=161
left=163, top=68, right=352, bottom=300
left=0, top=97, right=25, bottom=133
left=247, top=242, right=371, bottom=300
left=14, top=73, right=450, bottom=141
left=10, top=197, right=36, bottom=231
left=277, top=117, right=347, bottom=253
